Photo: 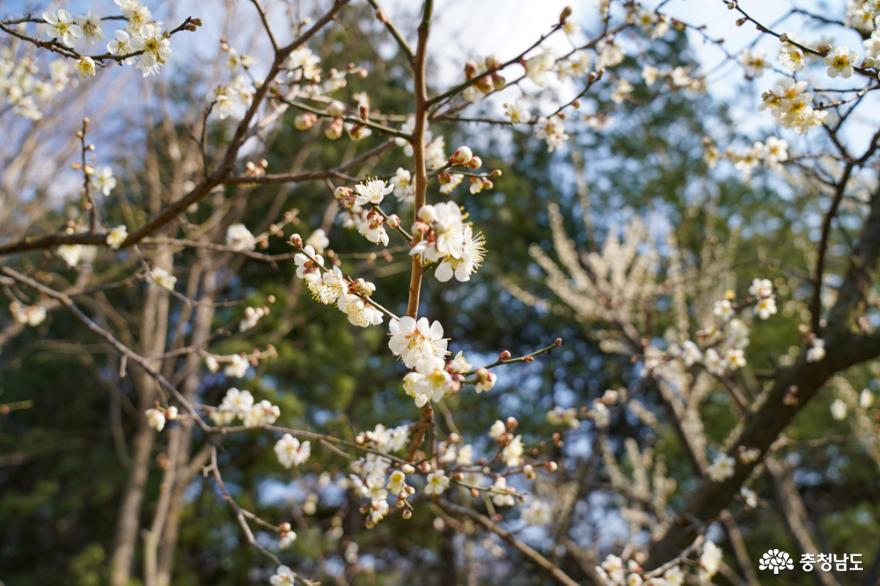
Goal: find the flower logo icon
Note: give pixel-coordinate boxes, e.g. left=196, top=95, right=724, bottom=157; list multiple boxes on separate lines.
left=759, top=549, right=794, bottom=574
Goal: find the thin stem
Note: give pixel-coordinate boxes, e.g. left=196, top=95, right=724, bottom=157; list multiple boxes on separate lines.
left=405, top=0, right=433, bottom=318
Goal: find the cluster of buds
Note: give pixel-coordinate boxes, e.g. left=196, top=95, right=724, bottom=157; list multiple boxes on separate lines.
left=474, top=367, right=497, bottom=393
left=145, top=403, right=179, bottom=432
left=449, top=145, right=479, bottom=168
left=243, top=158, right=268, bottom=178
left=462, top=56, right=506, bottom=101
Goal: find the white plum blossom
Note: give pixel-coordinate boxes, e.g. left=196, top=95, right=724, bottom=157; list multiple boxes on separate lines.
left=279, top=531, right=297, bottom=549
left=354, top=178, right=393, bottom=206
left=755, top=296, right=777, bottom=319
left=425, top=470, right=449, bottom=495
left=294, top=245, right=324, bottom=281
left=219, top=387, right=253, bottom=417
left=704, top=348, right=725, bottom=376
left=403, top=368, right=453, bottom=407
left=10, top=302, right=47, bottom=327
left=145, top=407, right=166, bottom=431
left=150, top=267, right=177, bottom=290
left=825, top=46, right=858, bottom=78
left=699, top=541, right=722, bottom=582
left=269, top=565, right=296, bottom=586
left=830, top=398, right=848, bottom=421
left=590, top=401, right=610, bottom=428
left=546, top=406, right=580, bottom=428
left=106, top=225, right=128, bottom=249
left=243, top=399, right=280, bottom=427
left=239, top=306, right=267, bottom=332
left=762, top=137, right=788, bottom=168
left=91, top=167, right=117, bottom=196
left=77, top=12, right=104, bottom=43
left=491, top=476, right=516, bottom=506
left=131, top=24, right=171, bottom=77
left=761, top=78, right=828, bottom=133
left=597, top=38, right=624, bottom=68
left=387, top=470, right=408, bottom=496
left=502, top=435, right=524, bottom=467
left=434, top=225, right=485, bottom=283
left=115, top=0, right=152, bottom=33
left=676, top=340, right=702, bottom=366
left=337, top=292, right=384, bottom=327
left=223, top=354, right=250, bottom=378
left=741, top=50, right=768, bottom=77
left=707, top=454, right=735, bottom=482
left=356, top=208, right=389, bottom=246
left=305, top=229, right=329, bottom=253
left=417, top=202, right=463, bottom=259
left=225, top=223, right=256, bottom=251
left=474, top=368, right=497, bottom=393
left=535, top=116, right=569, bottom=152
left=503, top=100, right=528, bottom=124
left=713, top=299, right=734, bottom=321
left=522, top=499, right=552, bottom=525
left=288, top=46, right=321, bottom=81
left=275, top=434, right=311, bottom=468
left=388, top=316, right=448, bottom=374
left=489, top=419, right=506, bottom=439
left=779, top=44, right=805, bottom=72
left=107, top=30, right=133, bottom=58
left=597, top=554, right=625, bottom=585
left=75, top=57, right=96, bottom=79
left=725, top=349, right=746, bottom=370
left=390, top=168, right=415, bottom=203
left=43, top=10, right=83, bottom=47
left=806, top=338, right=826, bottom=362
left=524, top=49, right=555, bottom=86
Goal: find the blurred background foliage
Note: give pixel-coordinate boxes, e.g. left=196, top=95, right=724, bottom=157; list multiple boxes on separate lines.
left=1, top=5, right=878, bottom=586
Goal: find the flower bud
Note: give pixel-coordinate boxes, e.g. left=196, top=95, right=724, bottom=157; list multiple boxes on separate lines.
left=294, top=112, right=317, bottom=130
left=327, top=101, right=346, bottom=118
left=417, top=205, right=437, bottom=224
left=560, top=6, right=573, bottom=23
left=324, top=117, right=344, bottom=140
left=450, top=146, right=474, bottom=166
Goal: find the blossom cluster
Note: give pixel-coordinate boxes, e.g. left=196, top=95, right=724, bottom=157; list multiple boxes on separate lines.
left=665, top=278, right=778, bottom=378
left=411, top=202, right=486, bottom=283
left=43, top=1, right=175, bottom=79
left=292, top=241, right=384, bottom=328
left=348, top=423, right=414, bottom=526
left=209, top=387, right=281, bottom=428
left=595, top=539, right=720, bottom=585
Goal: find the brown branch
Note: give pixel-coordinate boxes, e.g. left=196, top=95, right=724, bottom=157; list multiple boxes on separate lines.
left=404, top=0, right=433, bottom=318
left=0, top=266, right=208, bottom=430
left=437, top=500, right=580, bottom=586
